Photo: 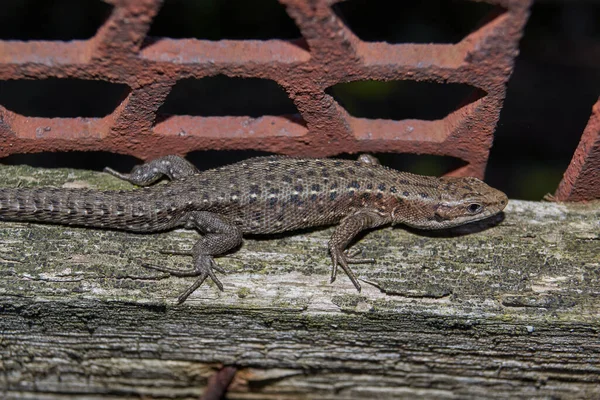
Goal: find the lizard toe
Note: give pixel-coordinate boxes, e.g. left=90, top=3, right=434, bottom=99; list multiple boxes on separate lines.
left=329, top=248, right=362, bottom=291
left=345, top=247, right=376, bottom=264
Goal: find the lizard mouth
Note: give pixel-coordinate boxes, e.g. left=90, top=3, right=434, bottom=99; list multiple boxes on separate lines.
left=390, top=207, right=400, bottom=226
left=390, top=206, right=409, bottom=227
left=445, top=209, right=503, bottom=228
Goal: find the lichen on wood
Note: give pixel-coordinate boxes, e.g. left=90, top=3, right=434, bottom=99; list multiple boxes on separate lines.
left=0, top=165, right=599, bottom=399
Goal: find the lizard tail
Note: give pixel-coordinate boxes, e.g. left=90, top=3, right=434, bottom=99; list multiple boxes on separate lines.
left=0, top=187, right=181, bottom=232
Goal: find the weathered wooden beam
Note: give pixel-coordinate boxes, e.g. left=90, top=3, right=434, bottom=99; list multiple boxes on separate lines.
left=1, top=165, right=599, bottom=399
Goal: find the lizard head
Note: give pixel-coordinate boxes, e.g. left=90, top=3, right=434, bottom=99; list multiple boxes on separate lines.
left=429, top=176, right=508, bottom=229
left=392, top=176, right=508, bottom=230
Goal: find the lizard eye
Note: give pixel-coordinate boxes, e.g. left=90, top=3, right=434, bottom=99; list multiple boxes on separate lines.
left=467, top=203, right=482, bottom=214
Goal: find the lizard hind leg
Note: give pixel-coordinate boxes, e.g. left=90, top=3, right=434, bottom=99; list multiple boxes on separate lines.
left=104, top=155, right=199, bottom=186
left=144, top=211, right=243, bottom=303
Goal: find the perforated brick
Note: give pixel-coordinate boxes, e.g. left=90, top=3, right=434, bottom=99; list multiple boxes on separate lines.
left=0, top=0, right=532, bottom=180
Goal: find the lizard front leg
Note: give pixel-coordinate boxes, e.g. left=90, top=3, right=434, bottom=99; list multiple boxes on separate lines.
left=104, top=155, right=198, bottom=186
left=329, top=210, right=389, bottom=291
left=144, top=211, right=243, bottom=303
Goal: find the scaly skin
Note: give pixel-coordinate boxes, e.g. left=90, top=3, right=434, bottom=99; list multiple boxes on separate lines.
left=0, top=155, right=508, bottom=303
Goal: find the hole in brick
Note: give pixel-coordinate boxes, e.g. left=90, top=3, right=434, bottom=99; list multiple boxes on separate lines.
left=0, top=151, right=466, bottom=179
left=326, top=80, right=485, bottom=121
left=0, top=79, right=130, bottom=118
left=332, top=0, right=503, bottom=44
left=157, top=76, right=301, bottom=119
left=187, top=151, right=464, bottom=176
left=0, top=152, right=141, bottom=172
left=148, top=0, right=301, bottom=40
left=0, top=0, right=113, bottom=40
left=486, top=1, right=600, bottom=201
left=338, top=153, right=467, bottom=176
left=186, top=150, right=276, bottom=171
left=0, top=151, right=278, bottom=175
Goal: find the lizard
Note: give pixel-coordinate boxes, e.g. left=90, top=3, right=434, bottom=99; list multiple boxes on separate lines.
left=0, top=154, right=508, bottom=303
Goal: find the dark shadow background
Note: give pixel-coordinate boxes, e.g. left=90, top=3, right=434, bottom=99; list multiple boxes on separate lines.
left=0, top=0, right=598, bottom=200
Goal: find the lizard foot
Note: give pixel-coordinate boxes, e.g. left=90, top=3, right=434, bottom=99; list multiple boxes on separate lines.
left=329, top=248, right=375, bottom=292
left=345, top=248, right=376, bottom=264
left=142, top=254, right=225, bottom=304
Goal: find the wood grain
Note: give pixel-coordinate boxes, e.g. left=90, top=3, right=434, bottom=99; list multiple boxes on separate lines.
left=1, top=165, right=599, bottom=399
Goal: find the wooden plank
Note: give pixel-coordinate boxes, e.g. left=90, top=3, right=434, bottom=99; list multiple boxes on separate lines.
left=0, top=164, right=599, bottom=399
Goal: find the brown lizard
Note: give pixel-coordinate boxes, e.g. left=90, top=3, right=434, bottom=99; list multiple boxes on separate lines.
left=0, top=155, right=508, bottom=303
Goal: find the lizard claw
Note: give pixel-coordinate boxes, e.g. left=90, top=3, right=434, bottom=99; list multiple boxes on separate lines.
left=159, top=248, right=193, bottom=256
left=103, top=167, right=132, bottom=182
left=142, top=254, right=225, bottom=303
left=176, top=258, right=224, bottom=304
left=329, top=248, right=363, bottom=292
left=345, top=247, right=376, bottom=264
left=329, top=247, right=377, bottom=291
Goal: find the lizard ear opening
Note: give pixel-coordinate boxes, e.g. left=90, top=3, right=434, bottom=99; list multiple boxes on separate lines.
left=434, top=212, right=447, bottom=223
left=433, top=204, right=452, bottom=222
